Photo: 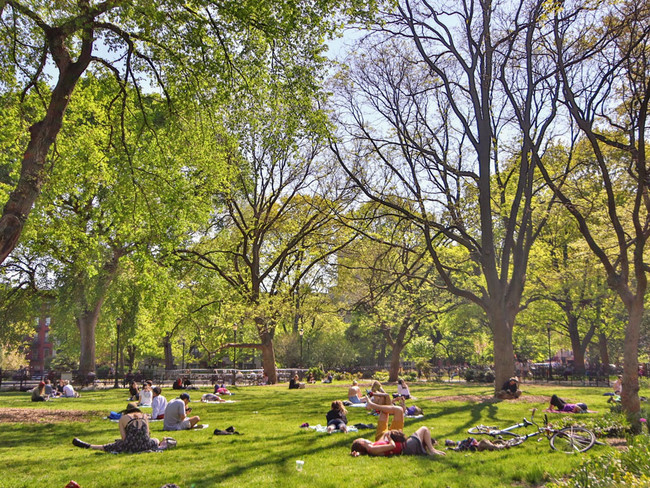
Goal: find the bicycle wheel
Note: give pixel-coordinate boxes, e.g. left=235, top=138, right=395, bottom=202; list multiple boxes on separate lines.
left=550, top=426, right=595, bottom=453
left=468, top=425, right=496, bottom=435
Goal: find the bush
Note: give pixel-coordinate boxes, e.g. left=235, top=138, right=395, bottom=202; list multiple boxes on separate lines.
left=550, top=412, right=630, bottom=438
left=307, top=367, right=324, bottom=381
left=464, top=367, right=495, bottom=383
left=548, top=434, right=650, bottom=487
left=372, top=370, right=389, bottom=382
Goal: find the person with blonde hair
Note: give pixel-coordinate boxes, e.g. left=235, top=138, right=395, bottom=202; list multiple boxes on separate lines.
left=326, top=400, right=349, bottom=433
left=31, top=381, right=47, bottom=402
left=348, top=380, right=367, bottom=404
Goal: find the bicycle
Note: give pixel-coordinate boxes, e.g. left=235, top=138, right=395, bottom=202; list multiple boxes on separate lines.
left=467, top=408, right=596, bottom=453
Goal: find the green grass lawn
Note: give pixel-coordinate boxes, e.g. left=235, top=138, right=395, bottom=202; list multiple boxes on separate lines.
left=0, top=381, right=633, bottom=488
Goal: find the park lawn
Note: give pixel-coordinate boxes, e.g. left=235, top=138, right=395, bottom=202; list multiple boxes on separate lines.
left=0, top=381, right=631, bottom=488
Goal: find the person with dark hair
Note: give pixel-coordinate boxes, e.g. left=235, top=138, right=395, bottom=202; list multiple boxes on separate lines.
left=549, top=394, right=588, bottom=413
left=496, top=377, right=521, bottom=399
left=163, top=393, right=200, bottom=431
left=326, top=400, right=349, bottom=433
left=128, top=381, right=140, bottom=401
left=72, top=402, right=160, bottom=453
left=151, top=386, right=167, bottom=420
left=393, top=379, right=411, bottom=399
left=350, top=428, right=445, bottom=457
left=172, top=378, right=183, bottom=390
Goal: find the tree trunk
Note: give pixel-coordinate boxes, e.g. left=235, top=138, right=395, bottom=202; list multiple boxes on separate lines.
left=75, top=249, right=122, bottom=376
left=598, top=332, right=609, bottom=376
left=0, top=34, right=93, bottom=264
left=491, top=307, right=516, bottom=394
left=260, top=331, right=277, bottom=384
left=567, top=315, right=586, bottom=375
left=76, top=307, right=101, bottom=376
left=388, top=342, right=405, bottom=382
left=163, top=334, right=174, bottom=370
left=621, top=299, right=642, bottom=419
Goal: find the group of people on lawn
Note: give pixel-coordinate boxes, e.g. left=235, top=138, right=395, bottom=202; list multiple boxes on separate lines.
left=71, top=379, right=236, bottom=453
left=31, top=378, right=80, bottom=401
left=65, top=373, right=590, bottom=456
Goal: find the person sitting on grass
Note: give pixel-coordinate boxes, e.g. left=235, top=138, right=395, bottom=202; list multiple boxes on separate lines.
left=151, top=386, right=167, bottom=420
left=393, top=378, right=411, bottom=399
left=289, top=374, right=304, bottom=389
left=128, top=381, right=140, bottom=401
left=163, top=393, right=200, bottom=431
left=139, top=382, right=153, bottom=406
left=62, top=380, right=80, bottom=398
left=549, top=394, right=588, bottom=413
left=72, top=402, right=160, bottom=453
left=44, top=379, right=58, bottom=397
left=326, top=400, right=349, bottom=433
left=496, top=377, right=521, bottom=399
left=31, top=381, right=48, bottom=402
left=348, top=380, right=367, bottom=404
left=350, top=428, right=446, bottom=457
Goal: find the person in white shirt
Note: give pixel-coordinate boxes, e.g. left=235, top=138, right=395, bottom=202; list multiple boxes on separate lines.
left=163, top=393, right=200, bottom=431
left=395, top=379, right=411, bottom=399
left=139, top=382, right=153, bottom=406
left=62, top=380, right=79, bottom=398
left=151, top=386, right=167, bottom=420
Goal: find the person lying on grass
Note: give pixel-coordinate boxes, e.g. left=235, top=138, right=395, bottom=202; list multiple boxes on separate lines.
left=326, top=400, right=349, bottom=433
left=350, top=428, right=446, bottom=457
left=548, top=394, right=588, bottom=413
left=201, top=393, right=226, bottom=403
left=73, top=402, right=160, bottom=453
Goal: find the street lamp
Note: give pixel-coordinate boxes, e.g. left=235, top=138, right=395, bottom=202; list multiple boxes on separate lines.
left=182, top=339, right=186, bottom=371
left=547, top=325, right=552, bottom=381
left=233, top=323, right=238, bottom=369
left=114, top=317, right=122, bottom=388
left=299, top=327, right=304, bottom=366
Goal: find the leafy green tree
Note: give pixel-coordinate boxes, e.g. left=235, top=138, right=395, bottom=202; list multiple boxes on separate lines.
left=540, top=0, right=650, bottom=417
left=175, top=80, right=356, bottom=383
left=0, top=0, right=365, bottom=264
left=331, top=0, right=561, bottom=392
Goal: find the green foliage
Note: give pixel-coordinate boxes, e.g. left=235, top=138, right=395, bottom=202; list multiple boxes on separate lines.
left=306, top=366, right=324, bottom=381
left=464, top=368, right=495, bottom=383
left=550, top=412, right=630, bottom=439
left=46, top=352, right=78, bottom=372
left=548, top=435, right=650, bottom=488
left=372, top=370, right=389, bottom=382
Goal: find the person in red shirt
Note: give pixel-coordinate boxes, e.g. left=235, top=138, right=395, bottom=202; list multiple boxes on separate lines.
left=350, top=428, right=445, bottom=457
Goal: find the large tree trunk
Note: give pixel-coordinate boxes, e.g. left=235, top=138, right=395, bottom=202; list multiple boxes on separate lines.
left=163, top=334, right=174, bottom=370
left=75, top=249, right=122, bottom=375
left=0, top=30, right=93, bottom=264
left=388, top=342, right=405, bottom=382
left=621, top=299, right=642, bottom=418
left=598, top=332, right=610, bottom=376
left=76, top=306, right=102, bottom=376
left=491, top=307, right=516, bottom=394
left=567, top=315, right=586, bottom=375
left=260, top=331, right=277, bottom=384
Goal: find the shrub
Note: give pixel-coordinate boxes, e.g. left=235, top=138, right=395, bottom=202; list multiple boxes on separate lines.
left=372, top=370, right=389, bottom=382
left=307, top=367, right=324, bottom=381
left=550, top=412, right=630, bottom=438
left=547, top=434, right=650, bottom=487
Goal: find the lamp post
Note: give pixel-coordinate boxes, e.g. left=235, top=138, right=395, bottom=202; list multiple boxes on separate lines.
left=547, top=325, right=552, bottom=381
left=233, top=323, right=238, bottom=369
left=182, top=339, right=186, bottom=371
left=299, top=328, right=304, bottom=366
left=113, top=317, right=122, bottom=388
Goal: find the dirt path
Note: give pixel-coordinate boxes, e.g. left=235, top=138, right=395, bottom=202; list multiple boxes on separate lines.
left=0, top=408, right=96, bottom=423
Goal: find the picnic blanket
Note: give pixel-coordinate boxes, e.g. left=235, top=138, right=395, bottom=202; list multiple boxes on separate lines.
left=348, top=403, right=367, bottom=408
left=197, top=400, right=236, bottom=404
left=405, top=414, right=424, bottom=419
left=308, top=424, right=359, bottom=433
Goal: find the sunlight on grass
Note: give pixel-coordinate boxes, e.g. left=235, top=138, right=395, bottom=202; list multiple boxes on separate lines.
left=0, top=382, right=633, bottom=488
